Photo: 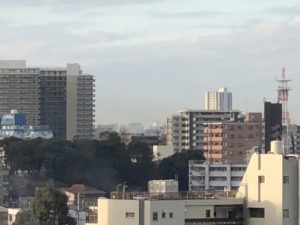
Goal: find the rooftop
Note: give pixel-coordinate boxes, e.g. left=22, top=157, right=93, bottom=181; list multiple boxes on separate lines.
left=110, top=190, right=240, bottom=200
left=65, top=184, right=105, bottom=195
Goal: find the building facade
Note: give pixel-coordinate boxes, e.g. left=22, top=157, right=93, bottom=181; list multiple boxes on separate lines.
left=205, top=87, right=232, bottom=111
left=237, top=140, right=299, bottom=225
left=66, top=64, right=95, bottom=140
left=0, top=60, right=95, bottom=140
left=86, top=194, right=244, bottom=225
left=203, top=121, right=262, bottom=164
left=40, top=68, right=67, bottom=139
left=0, top=60, right=40, bottom=126
left=189, top=161, right=246, bottom=191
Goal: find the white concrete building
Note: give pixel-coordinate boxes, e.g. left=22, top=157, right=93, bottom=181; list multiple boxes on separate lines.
left=86, top=197, right=244, bottom=225
left=189, top=161, right=246, bottom=191
left=237, top=140, right=299, bottom=225
left=205, top=87, right=232, bottom=111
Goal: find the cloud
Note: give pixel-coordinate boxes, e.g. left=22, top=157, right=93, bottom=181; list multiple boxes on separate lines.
left=267, top=3, right=300, bottom=16
left=0, top=0, right=165, bottom=7
left=149, top=11, right=227, bottom=19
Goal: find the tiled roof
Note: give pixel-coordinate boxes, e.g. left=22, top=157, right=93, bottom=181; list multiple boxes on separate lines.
left=65, top=184, right=105, bottom=195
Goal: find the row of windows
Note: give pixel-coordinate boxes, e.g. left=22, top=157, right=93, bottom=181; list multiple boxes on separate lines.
left=153, top=211, right=174, bottom=221
left=249, top=208, right=289, bottom=218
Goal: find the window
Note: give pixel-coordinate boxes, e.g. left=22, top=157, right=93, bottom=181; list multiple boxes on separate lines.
left=249, top=208, right=265, bottom=218
left=162, top=211, right=166, bottom=219
left=125, top=212, right=135, bottom=218
left=206, top=210, right=210, bottom=218
left=283, top=176, right=289, bottom=184
left=169, top=212, right=174, bottom=219
left=283, top=209, right=289, bottom=218
left=153, top=212, right=158, bottom=221
left=258, top=176, right=265, bottom=183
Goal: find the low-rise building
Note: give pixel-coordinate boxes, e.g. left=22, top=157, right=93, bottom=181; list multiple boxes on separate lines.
left=152, top=145, right=174, bottom=161
left=62, top=184, right=105, bottom=210
left=189, top=161, right=246, bottom=191
left=86, top=193, right=243, bottom=225
left=0, top=109, right=53, bottom=139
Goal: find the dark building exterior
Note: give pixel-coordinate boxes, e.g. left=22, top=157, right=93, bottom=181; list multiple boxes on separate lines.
left=264, top=102, right=282, bottom=152
left=39, top=69, right=67, bottom=139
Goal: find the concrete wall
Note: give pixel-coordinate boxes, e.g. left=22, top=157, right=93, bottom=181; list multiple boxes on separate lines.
left=237, top=151, right=299, bottom=225
left=98, top=199, right=140, bottom=225
left=66, top=75, right=78, bottom=140
left=144, top=200, right=185, bottom=225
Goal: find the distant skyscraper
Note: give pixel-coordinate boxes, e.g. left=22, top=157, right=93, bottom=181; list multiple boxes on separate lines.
left=205, top=87, right=232, bottom=111
left=0, top=60, right=95, bottom=140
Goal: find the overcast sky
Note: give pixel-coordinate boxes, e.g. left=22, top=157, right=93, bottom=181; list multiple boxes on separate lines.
left=0, top=0, right=299, bottom=127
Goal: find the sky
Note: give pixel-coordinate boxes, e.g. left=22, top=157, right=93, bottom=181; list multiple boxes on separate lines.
left=0, top=0, right=299, bottom=127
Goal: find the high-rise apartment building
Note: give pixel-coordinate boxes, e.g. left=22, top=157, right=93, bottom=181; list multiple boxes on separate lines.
left=0, top=60, right=95, bottom=140
left=0, top=60, right=40, bottom=126
left=40, top=68, right=67, bottom=139
left=205, top=87, right=232, bottom=111
left=166, top=110, right=241, bottom=152
left=66, top=64, right=95, bottom=140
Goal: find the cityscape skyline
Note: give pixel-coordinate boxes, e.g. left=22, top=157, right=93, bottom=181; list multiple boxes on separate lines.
left=0, top=0, right=299, bottom=126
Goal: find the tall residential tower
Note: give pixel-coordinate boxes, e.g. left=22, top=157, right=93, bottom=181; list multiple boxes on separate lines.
left=0, top=60, right=95, bottom=140
left=205, top=87, right=232, bottom=111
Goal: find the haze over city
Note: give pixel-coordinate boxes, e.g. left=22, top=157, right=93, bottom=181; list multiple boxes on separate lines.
left=0, top=0, right=299, bottom=125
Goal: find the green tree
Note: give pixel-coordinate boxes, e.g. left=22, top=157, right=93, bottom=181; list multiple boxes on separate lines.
left=32, top=187, right=76, bottom=225
left=156, top=150, right=205, bottom=190
left=127, top=141, right=154, bottom=189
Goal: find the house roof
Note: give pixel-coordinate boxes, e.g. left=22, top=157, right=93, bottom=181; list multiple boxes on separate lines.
left=64, top=184, right=105, bottom=195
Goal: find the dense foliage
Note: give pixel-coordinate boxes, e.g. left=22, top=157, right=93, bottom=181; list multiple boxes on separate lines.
left=12, top=187, right=75, bottom=225
left=2, top=133, right=205, bottom=191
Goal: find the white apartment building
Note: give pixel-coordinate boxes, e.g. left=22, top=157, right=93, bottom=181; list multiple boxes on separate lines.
left=166, top=110, right=241, bottom=152
left=205, top=87, right=232, bottom=111
left=189, top=161, right=246, bottom=191
left=85, top=198, right=244, bottom=225
left=237, top=140, right=300, bottom=225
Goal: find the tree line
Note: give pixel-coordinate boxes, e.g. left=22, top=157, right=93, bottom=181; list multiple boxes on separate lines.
left=1, top=133, right=205, bottom=191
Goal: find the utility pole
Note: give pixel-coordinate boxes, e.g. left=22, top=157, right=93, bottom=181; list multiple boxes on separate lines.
left=122, top=182, right=128, bottom=199
left=77, top=192, right=80, bottom=225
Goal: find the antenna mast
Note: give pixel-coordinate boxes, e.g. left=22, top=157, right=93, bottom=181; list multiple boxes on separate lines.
left=276, top=67, right=292, bottom=153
